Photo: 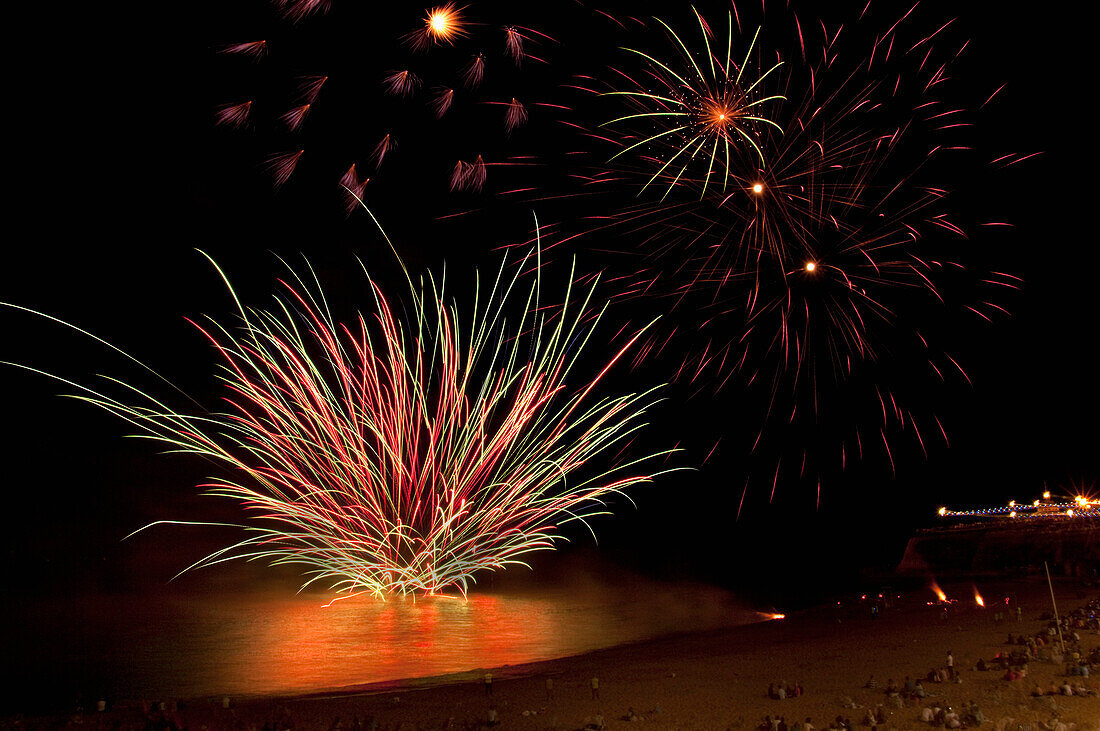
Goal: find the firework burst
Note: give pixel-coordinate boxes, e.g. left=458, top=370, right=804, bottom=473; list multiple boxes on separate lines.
left=602, top=10, right=786, bottom=200
left=511, top=2, right=1025, bottom=504
left=406, top=3, right=469, bottom=51
left=6, top=242, right=675, bottom=598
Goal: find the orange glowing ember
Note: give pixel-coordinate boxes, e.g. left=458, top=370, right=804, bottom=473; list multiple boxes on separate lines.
left=766, top=613, right=786, bottom=620
left=752, top=183, right=764, bottom=194
left=704, top=102, right=737, bottom=129
left=805, top=262, right=817, bottom=273
left=930, top=580, right=947, bottom=602
left=425, top=3, right=466, bottom=44
left=974, top=588, right=985, bottom=607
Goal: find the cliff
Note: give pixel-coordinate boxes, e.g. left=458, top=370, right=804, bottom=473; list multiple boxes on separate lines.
left=897, top=518, right=1100, bottom=577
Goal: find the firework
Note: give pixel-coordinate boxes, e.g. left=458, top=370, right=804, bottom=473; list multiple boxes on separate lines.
left=339, top=163, right=369, bottom=215
left=383, top=69, right=422, bottom=97
left=211, top=4, right=563, bottom=201
left=601, top=11, right=786, bottom=200
left=7, top=243, right=674, bottom=598
left=508, top=2, right=1025, bottom=506
left=279, top=104, right=312, bottom=131
left=504, top=26, right=526, bottom=63
left=276, top=0, right=332, bottom=23
left=264, top=149, right=305, bottom=190
left=450, top=155, right=487, bottom=192
left=215, top=101, right=253, bottom=129
left=462, top=53, right=486, bottom=88
left=220, top=40, right=267, bottom=59
left=295, top=75, right=329, bottom=105
left=505, top=98, right=528, bottom=133
left=406, top=3, right=469, bottom=51
left=371, top=133, right=396, bottom=169
left=430, top=87, right=456, bottom=118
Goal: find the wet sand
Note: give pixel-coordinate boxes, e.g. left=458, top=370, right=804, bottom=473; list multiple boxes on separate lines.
left=12, top=578, right=1100, bottom=730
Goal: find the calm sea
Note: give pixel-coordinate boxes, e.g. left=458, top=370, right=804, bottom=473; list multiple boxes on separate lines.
left=4, top=561, right=764, bottom=712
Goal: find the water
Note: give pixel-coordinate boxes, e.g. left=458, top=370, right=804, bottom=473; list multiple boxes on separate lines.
left=4, top=562, right=763, bottom=711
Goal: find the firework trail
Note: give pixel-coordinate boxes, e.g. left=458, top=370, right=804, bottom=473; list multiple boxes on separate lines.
left=220, top=40, right=268, bottom=59
left=3, top=239, right=675, bottom=597
left=339, top=163, right=369, bottom=215
left=383, top=69, right=422, bottom=97
left=215, top=101, right=253, bottom=129
left=264, top=149, right=305, bottom=190
left=505, top=98, right=528, bottom=133
left=276, top=0, right=332, bottom=24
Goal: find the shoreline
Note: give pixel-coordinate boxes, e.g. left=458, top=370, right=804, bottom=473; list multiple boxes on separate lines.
left=13, top=576, right=1099, bottom=729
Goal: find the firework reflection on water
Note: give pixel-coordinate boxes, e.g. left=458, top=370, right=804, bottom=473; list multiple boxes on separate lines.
left=5, top=561, right=764, bottom=706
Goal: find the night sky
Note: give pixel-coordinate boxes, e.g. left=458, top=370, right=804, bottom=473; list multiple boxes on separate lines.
left=2, top=0, right=1096, bottom=606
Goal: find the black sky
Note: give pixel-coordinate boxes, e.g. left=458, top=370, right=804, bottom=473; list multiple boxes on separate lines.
left=2, top=0, right=1096, bottom=602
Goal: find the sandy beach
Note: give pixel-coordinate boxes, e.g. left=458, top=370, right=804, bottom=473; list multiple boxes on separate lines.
left=9, top=578, right=1099, bottom=730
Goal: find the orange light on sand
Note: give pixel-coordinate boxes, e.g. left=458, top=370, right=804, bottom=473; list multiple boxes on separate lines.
left=930, top=580, right=947, bottom=602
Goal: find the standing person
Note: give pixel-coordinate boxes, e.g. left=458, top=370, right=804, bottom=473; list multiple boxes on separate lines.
left=946, top=651, right=954, bottom=674
left=545, top=677, right=553, bottom=701
left=484, top=672, right=493, bottom=696
left=590, top=676, right=600, bottom=700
